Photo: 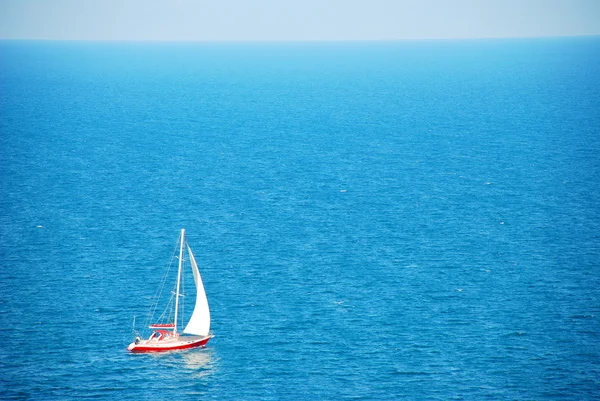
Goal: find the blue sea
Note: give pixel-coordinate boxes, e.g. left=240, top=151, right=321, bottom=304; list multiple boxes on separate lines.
left=1, top=37, right=599, bottom=400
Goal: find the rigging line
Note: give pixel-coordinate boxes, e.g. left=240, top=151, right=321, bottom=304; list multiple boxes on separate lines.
left=143, top=236, right=181, bottom=333
left=145, top=258, right=172, bottom=329
left=157, top=292, right=176, bottom=322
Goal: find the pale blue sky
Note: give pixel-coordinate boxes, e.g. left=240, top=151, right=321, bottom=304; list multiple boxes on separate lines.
left=1, top=0, right=599, bottom=41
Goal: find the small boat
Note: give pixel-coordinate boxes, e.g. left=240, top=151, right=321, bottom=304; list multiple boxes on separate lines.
left=127, top=229, right=214, bottom=353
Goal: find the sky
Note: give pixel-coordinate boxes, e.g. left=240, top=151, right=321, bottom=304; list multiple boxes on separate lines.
left=0, top=0, right=599, bottom=41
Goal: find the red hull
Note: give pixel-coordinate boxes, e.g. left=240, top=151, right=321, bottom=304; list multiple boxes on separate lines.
left=129, top=336, right=212, bottom=353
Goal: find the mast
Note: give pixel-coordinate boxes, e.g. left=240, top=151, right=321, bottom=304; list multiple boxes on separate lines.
left=173, top=228, right=185, bottom=335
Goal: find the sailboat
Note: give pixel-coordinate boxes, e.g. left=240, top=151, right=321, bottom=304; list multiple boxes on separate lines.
left=127, top=229, right=214, bottom=353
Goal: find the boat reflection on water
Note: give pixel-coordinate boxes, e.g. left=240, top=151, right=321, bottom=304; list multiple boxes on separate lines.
left=142, top=347, right=217, bottom=379
left=181, top=348, right=217, bottom=378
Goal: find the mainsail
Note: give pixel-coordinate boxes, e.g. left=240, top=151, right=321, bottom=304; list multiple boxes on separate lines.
left=183, top=245, right=211, bottom=336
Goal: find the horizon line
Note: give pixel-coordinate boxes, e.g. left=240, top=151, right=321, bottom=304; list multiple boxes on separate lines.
left=1, top=34, right=599, bottom=43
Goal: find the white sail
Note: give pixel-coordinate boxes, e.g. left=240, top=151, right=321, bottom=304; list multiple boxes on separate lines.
left=183, top=245, right=211, bottom=336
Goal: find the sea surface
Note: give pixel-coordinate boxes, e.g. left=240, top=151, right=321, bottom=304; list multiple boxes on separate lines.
left=1, top=37, right=599, bottom=400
